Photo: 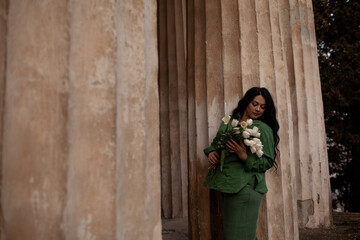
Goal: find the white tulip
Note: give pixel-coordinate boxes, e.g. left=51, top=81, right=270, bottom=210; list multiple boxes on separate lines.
left=255, top=143, right=263, bottom=149
left=240, top=121, right=247, bottom=129
left=246, top=119, right=253, bottom=126
left=222, top=115, right=231, bottom=125
left=249, top=140, right=256, bottom=147
left=233, top=127, right=240, bottom=134
left=250, top=146, right=257, bottom=153
left=256, top=150, right=264, bottom=157
left=252, top=127, right=259, bottom=133
left=244, top=139, right=251, bottom=146
left=242, top=130, right=251, bottom=138
left=231, top=119, right=239, bottom=127
left=254, top=132, right=261, bottom=138
left=246, top=128, right=254, bottom=136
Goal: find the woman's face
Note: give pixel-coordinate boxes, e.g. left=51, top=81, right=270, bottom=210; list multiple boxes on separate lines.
left=244, top=95, right=266, bottom=120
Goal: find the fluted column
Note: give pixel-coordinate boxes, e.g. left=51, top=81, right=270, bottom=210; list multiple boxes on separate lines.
left=115, top=1, right=161, bottom=239
left=1, top=1, right=161, bottom=240
left=174, top=0, right=189, bottom=219
left=187, top=0, right=331, bottom=239
left=1, top=1, right=70, bottom=239
left=187, top=0, right=211, bottom=239
left=158, top=0, right=188, bottom=219
left=64, top=0, right=116, bottom=239
left=205, top=1, right=225, bottom=238
left=0, top=1, right=6, bottom=131
left=0, top=2, right=7, bottom=237
left=0, top=0, right=331, bottom=239
left=288, top=0, right=331, bottom=228
left=255, top=0, right=287, bottom=238
left=165, top=0, right=182, bottom=218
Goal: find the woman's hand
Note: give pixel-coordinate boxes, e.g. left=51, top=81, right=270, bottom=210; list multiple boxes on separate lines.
left=226, top=138, right=248, bottom=162
left=208, top=151, right=220, bottom=166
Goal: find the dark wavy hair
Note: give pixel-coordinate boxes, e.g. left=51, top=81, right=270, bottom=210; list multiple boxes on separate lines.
left=232, top=87, right=280, bottom=166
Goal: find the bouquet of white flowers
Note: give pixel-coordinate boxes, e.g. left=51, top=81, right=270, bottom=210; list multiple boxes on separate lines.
left=210, top=115, right=264, bottom=172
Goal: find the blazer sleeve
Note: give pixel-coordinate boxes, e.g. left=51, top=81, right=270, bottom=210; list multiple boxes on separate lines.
left=243, top=121, right=275, bottom=173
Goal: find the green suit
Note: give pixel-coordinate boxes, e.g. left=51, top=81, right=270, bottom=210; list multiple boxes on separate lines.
left=203, top=117, right=275, bottom=240
left=203, top=118, right=275, bottom=193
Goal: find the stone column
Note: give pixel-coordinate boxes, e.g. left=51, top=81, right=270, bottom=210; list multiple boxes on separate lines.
left=0, top=1, right=7, bottom=237
left=221, top=0, right=242, bottom=114
left=115, top=1, right=161, bottom=239
left=158, top=0, right=172, bottom=219
left=288, top=0, right=331, bottom=228
left=64, top=0, right=116, bottom=239
left=1, top=1, right=161, bottom=240
left=0, top=0, right=7, bottom=136
left=255, top=0, right=300, bottom=238
left=187, top=0, right=212, bottom=239
left=1, top=1, right=70, bottom=239
left=174, top=0, right=189, bottom=219
left=187, top=0, right=331, bottom=239
left=165, top=0, right=182, bottom=219
left=0, top=0, right=331, bottom=239
left=158, top=0, right=188, bottom=219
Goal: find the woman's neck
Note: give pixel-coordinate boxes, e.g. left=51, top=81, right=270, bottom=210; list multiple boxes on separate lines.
left=240, top=112, right=248, bottom=122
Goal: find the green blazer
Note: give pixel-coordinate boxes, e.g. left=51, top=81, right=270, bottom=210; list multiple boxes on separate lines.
left=203, top=117, right=275, bottom=194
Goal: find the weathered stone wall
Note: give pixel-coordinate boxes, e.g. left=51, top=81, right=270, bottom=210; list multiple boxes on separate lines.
left=0, top=0, right=160, bottom=240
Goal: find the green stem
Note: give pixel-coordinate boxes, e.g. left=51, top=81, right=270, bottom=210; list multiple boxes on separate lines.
left=220, top=149, right=227, bottom=172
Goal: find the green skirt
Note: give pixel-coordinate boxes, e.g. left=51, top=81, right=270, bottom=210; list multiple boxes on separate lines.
left=222, top=176, right=263, bottom=240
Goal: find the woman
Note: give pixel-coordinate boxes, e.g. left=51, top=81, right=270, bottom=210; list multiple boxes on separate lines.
left=203, top=87, right=279, bottom=240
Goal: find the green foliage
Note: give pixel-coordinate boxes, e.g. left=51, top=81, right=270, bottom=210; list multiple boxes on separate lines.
left=313, top=0, right=360, bottom=211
